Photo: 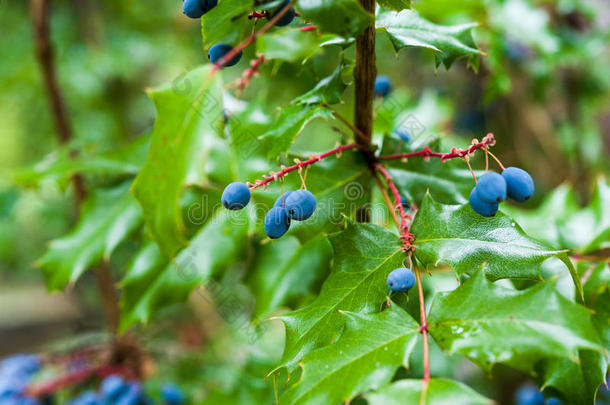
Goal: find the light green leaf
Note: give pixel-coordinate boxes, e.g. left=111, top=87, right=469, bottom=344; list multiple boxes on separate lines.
left=280, top=305, right=420, bottom=405
left=376, top=0, right=411, bottom=12
left=39, top=181, right=143, bottom=290
left=248, top=235, right=332, bottom=317
left=277, top=221, right=404, bottom=371
left=297, top=0, right=373, bottom=38
left=376, top=9, right=482, bottom=69
left=201, top=0, right=253, bottom=47
left=132, top=65, right=223, bottom=258
left=427, top=271, right=604, bottom=373
left=256, top=29, right=336, bottom=62
left=412, top=193, right=572, bottom=282
left=119, top=208, right=250, bottom=330
left=366, top=378, right=493, bottom=405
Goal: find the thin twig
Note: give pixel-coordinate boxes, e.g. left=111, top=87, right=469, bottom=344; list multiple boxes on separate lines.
left=378, top=133, right=496, bottom=162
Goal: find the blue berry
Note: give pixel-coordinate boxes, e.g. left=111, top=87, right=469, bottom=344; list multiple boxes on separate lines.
left=221, top=182, right=250, bottom=210
left=115, top=382, right=143, bottom=405
left=67, top=391, right=101, bottom=405
left=0, top=354, right=40, bottom=378
left=0, top=375, right=26, bottom=398
left=161, top=383, right=185, bottom=405
left=208, top=44, right=242, bottom=67
left=387, top=267, right=415, bottom=292
left=374, top=75, right=391, bottom=98
left=400, top=197, right=410, bottom=211
left=469, top=187, right=498, bottom=217
left=393, top=129, right=411, bottom=143
left=182, top=0, right=217, bottom=18
left=285, top=189, right=316, bottom=220
left=273, top=191, right=293, bottom=208
left=515, top=383, right=545, bottom=405
left=502, top=167, right=534, bottom=202
left=474, top=172, right=506, bottom=203
left=269, top=0, right=296, bottom=26
left=100, top=375, right=128, bottom=401
left=264, top=207, right=291, bottom=239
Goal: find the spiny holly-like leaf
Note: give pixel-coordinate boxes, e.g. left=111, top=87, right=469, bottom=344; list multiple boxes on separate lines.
left=297, top=0, right=373, bottom=38
left=279, top=305, right=420, bottom=405
left=132, top=65, right=223, bottom=258
left=276, top=221, right=404, bottom=371
left=376, top=0, right=412, bottom=12
left=256, top=29, right=337, bottom=62
left=558, top=177, right=610, bottom=254
left=376, top=9, right=482, bottom=69
left=427, top=271, right=604, bottom=373
left=539, top=350, right=606, bottom=405
left=366, top=378, right=493, bottom=405
left=201, top=0, right=253, bottom=47
left=294, top=63, right=349, bottom=106
left=257, top=105, right=333, bottom=159
left=247, top=235, right=332, bottom=317
left=119, top=208, right=250, bottom=330
left=39, top=181, right=142, bottom=291
left=14, top=135, right=150, bottom=188
left=412, top=193, right=576, bottom=284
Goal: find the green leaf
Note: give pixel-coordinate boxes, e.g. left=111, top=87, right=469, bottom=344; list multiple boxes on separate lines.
left=389, top=166, right=473, bottom=205
left=558, top=177, right=610, bottom=254
left=248, top=235, right=332, bottom=317
left=277, top=221, right=404, bottom=371
left=14, top=135, right=150, bottom=188
left=132, top=65, right=223, bottom=258
left=280, top=305, right=420, bottom=405
left=256, top=29, right=337, bottom=62
left=427, top=271, right=604, bottom=373
left=297, top=0, right=373, bottom=38
left=376, top=9, right=482, bottom=69
left=366, top=378, right=493, bottom=405
left=39, top=181, right=143, bottom=290
left=376, top=0, right=411, bottom=12
left=412, top=193, right=572, bottom=282
left=119, top=208, right=250, bottom=330
left=201, top=0, right=253, bottom=47
left=540, top=350, right=606, bottom=405
left=257, top=104, right=333, bottom=159
left=293, top=63, right=349, bottom=105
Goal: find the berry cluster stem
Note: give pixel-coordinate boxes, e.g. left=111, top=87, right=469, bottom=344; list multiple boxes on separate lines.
left=228, top=54, right=265, bottom=93
left=414, top=261, right=431, bottom=383
left=378, top=133, right=496, bottom=162
left=247, top=143, right=361, bottom=190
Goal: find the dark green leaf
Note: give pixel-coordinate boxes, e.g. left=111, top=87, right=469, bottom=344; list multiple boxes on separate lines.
left=294, top=63, right=348, bottom=105
left=39, top=181, right=143, bottom=290
left=132, top=65, right=224, bottom=258
left=297, top=0, right=373, bottom=38
left=201, top=0, right=253, bottom=47
left=277, top=221, right=404, bottom=371
left=366, top=378, right=493, bottom=405
left=376, top=10, right=482, bottom=69
left=280, top=305, right=420, bottom=405
left=427, top=271, right=604, bottom=373
left=376, top=0, right=411, bottom=12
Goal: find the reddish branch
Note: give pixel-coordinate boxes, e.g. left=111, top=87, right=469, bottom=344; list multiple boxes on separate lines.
left=414, top=262, right=430, bottom=382
left=26, top=365, right=126, bottom=397
left=212, top=1, right=295, bottom=71
left=235, top=55, right=266, bottom=92
left=300, top=25, right=317, bottom=32
left=247, top=143, right=360, bottom=190
left=378, top=133, right=496, bottom=162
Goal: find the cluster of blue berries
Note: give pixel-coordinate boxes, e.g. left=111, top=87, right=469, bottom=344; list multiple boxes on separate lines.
left=469, top=167, right=534, bottom=217
left=0, top=354, right=41, bottom=405
left=183, top=0, right=296, bottom=68
left=221, top=182, right=317, bottom=239
left=67, top=376, right=184, bottom=405
left=515, top=383, right=563, bottom=405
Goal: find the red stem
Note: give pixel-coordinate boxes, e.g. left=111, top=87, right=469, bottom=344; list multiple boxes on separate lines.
left=212, top=1, right=295, bottom=71
left=378, top=133, right=496, bottom=162
left=248, top=143, right=360, bottom=190
left=414, top=260, right=430, bottom=382
left=26, top=365, right=126, bottom=397
left=300, top=25, right=317, bottom=31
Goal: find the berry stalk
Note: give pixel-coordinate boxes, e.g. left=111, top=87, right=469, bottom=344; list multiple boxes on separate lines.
left=247, top=143, right=361, bottom=190
left=378, top=133, right=496, bottom=162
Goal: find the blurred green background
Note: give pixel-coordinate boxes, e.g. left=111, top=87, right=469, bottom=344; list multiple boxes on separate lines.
left=0, top=0, right=608, bottom=402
